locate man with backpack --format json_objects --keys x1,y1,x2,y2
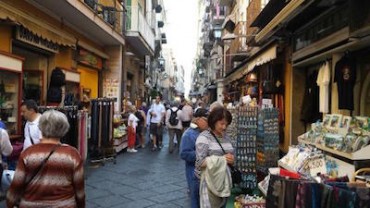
[{"x1": 165, "y1": 100, "x2": 183, "y2": 154}]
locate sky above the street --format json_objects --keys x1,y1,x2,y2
[{"x1": 163, "y1": 0, "x2": 199, "y2": 96}]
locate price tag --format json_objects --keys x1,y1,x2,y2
[{"x1": 308, "y1": 158, "x2": 327, "y2": 177}]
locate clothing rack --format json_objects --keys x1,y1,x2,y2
[
  {"x1": 89, "y1": 98, "x2": 116, "y2": 165},
  {"x1": 38, "y1": 105, "x2": 88, "y2": 161},
  {"x1": 266, "y1": 174, "x2": 370, "y2": 208}
]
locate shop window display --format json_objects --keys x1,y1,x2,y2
[
  {"x1": 0, "y1": 71, "x2": 20, "y2": 135},
  {"x1": 23, "y1": 71, "x2": 43, "y2": 105}
]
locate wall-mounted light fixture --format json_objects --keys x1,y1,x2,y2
[{"x1": 125, "y1": 51, "x2": 135, "y2": 56}]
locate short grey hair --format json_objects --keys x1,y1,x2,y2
[
  {"x1": 209, "y1": 101, "x2": 223, "y2": 112},
  {"x1": 38, "y1": 110, "x2": 70, "y2": 139}
]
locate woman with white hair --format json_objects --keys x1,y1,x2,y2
[{"x1": 7, "y1": 110, "x2": 85, "y2": 208}]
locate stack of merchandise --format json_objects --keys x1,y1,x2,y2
[
  {"x1": 234, "y1": 194, "x2": 265, "y2": 208},
  {"x1": 235, "y1": 106, "x2": 258, "y2": 189},
  {"x1": 256, "y1": 108, "x2": 280, "y2": 174},
  {"x1": 227, "y1": 107, "x2": 238, "y2": 147},
  {"x1": 278, "y1": 145, "x2": 330, "y2": 177},
  {"x1": 299, "y1": 116, "x2": 370, "y2": 153}
]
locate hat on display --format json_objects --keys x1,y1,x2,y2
[{"x1": 194, "y1": 108, "x2": 209, "y2": 118}]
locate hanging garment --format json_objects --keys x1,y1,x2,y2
[
  {"x1": 334, "y1": 55, "x2": 357, "y2": 110},
  {"x1": 316, "y1": 61, "x2": 331, "y2": 113},
  {"x1": 301, "y1": 70, "x2": 321, "y2": 123}
]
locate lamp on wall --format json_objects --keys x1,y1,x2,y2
[{"x1": 125, "y1": 51, "x2": 135, "y2": 56}]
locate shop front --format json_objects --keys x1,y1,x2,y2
[
  {"x1": 76, "y1": 48, "x2": 105, "y2": 100},
  {"x1": 290, "y1": 3, "x2": 370, "y2": 143},
  {"x1": 0, "y1": 51, "x2": 23, "y2": 136}
]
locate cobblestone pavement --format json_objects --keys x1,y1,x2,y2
[{"x1": 1, "y1": 131, "x2": 190, "y2": 208}]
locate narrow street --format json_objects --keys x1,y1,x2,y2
[
  {"x1": 0, "y1": 132, "x2": 190, "y2": 208},
  {"x1": 85, "y1": 131, "x2": 190, "y2": 208}
]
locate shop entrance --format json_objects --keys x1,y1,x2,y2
[{"x1": 12, "y1": 45, "x2": 49, "y2": 105}]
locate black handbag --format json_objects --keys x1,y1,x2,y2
[{"x1": 210, "y1": 131, "x2": 242, "y2": 185}]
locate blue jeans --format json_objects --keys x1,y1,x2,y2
[{"x1": 186, "y1": 165, "x2": 200, "y2": 208}]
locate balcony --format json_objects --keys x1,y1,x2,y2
[
  {"x1": 125, "y1": 6, "x2": 155, "y2": 56},
  {"x1": 26, "y1": 0, "x2": 125, "y2": 45},
  {"x1": 229, "y1": 21, "x2": 249, "y2": 61}
]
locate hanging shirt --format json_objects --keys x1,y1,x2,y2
[
  {"x1": 316, "y1": 62, "x2": 331, "y2": 113},
  {"x1": 334, "y1": 56, "x2": 356, "y2": 110}
]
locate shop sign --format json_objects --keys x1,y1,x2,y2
[
  {"x1": 15, "y1": 26, "x2": 59, "y2": 53},
  {"x1": 77, "y1": 49, "x2": 103, "y2": 69}
]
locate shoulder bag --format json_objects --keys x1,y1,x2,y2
[
  {"x1": 209, "y1": 131, "x2": 242, "y2": 185},
  {"x1": 15, "y1": 144, "x2": 61, "y2": 207}
]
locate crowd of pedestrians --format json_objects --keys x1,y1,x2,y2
[
  {"x1": 124, "y1": 96, "x2": 235, "y2": 208},
  {"x1": 1, "y1": 96, "x2": 234, "y2": 208}
]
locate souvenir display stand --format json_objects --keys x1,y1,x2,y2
[
  {"x1": 235, "y1": 106, "x2": 258, "y2": 189},
  {"x1": 296, "y1": 115, "x2": 370, "y2": 179},
  {"x1": 89, "y1": 98, "x2": 117, "y2": 165},
  {"x1": 256, "y1": 108, "x2": 280, "y2": 174},
  {"x1": 255, "y1": 115, "x2": 370, "y2": 207},
  {"x1": 113, "y1": 114, "x2": 127, "y2": 153}
]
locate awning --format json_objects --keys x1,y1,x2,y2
[
  {"x1": 246, "y1": 44, "x2": 277, "y2": 72},
  {"x1": 255, "y1": 0, "x2": 306, "y2": 43},
  {"x1": 0, "y1": 1, "x2": 75, "y2": 47},
  {"x1": 223, "y1": 64, "x2": 247, "y2": 85}
]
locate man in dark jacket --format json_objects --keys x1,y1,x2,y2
[{"x1": 179, "y1": 108, "x2": 208, "y2": 208}]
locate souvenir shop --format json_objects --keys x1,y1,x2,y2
[
  {"x1": 0, "y1": 51, "x2": 23, "y2": 137},
  {"x1": 228, "y1": 106, "x2": 370, "y2": 208}
]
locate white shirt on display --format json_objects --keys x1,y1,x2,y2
[{"x1": 317, "y1": 61, "x2": 330, "y2": 113}]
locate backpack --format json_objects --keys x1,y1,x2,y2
[{"x1": 169, "y1": 108, "x2": 179, "y2": 126}]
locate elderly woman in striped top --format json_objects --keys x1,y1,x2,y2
[
  {"x1": 7, "y1": 110, "x2": 85, "y2": 208},
  {"x1": 195, "y1": 107, "x2": 234, "y2": 208}
]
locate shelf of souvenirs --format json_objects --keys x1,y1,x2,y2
[{"x1": 298, "y1": 136, "x2": 370, "y2": 161}]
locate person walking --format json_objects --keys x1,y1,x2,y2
[
  {"x1": 127, "y1": 105, "x2": 139, "y2": 153},
  {"x1": 148, "y1": 96, "x2": 166, "y2": 151},
  {"x1": 165, "y1": 100, "x2": 183, "y2": 153},
  {"x1": 6, "y1": 110, "x2": 85, "y2": 208},
  {"x1": 195, "y1": 107, "x2": 234, "y2": 208},
  {"x1": 181, "y1": 99, "x2": 193, "y2": 131},
  {"x1": 135, "y1": 106, "x2": 146, "y2": 148},
  {"x1": 20, "y1": 99, "x2": 42, "y2": 151},
  {"x1": 180, "y1": 108, "x2": 209, "y2": 208}
]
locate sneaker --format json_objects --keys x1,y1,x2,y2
[
  {"x1": 151, "y1": 145, "x2": 158, "y2": 151},
  {"x1": 131, "y1": 149, "x2": 138, "y2": 153}
]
